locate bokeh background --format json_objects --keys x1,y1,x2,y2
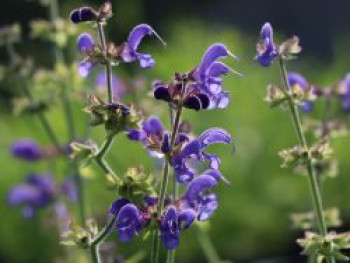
[{"x1": 1, "y1": 0, "x2": 350, "y2": 262}]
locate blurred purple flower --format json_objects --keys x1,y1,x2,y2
[
  {"x1": 256, "y1": 22, "x2": 278, "y2": 67},
  {"x1": 288, "y1": 72, "x2": 314, "y2": 113},
  {"x1": 96, "y1": 72, "x2": 126, "y2": 100},
  {"x1": 61, "y1": 179, "x2": 78, "y2": 202},
  {"x1": 340, "y1": 74, "x2": 350, "y2": 112},
  {"x1": 77, "y1": 33, "x2": 96, "y2": 78},
  {"x1": 120, "y1": 24, "x2": 166, "y2": 68},
  {"x1": 10, "y1": 139, "x2": 42, "y2": 162},
  {"x1": 7, "y1": 173, "x2": 56, "y2": 218}
]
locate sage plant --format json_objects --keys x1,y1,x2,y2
[
  {"x1": 256, "y1": 22, "x2": 350, "y2": 263},
  {"x1": 58, "y1": 2, "x2": 240, "y2": 262}
]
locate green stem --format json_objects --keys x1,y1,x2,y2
[
  {"x1": 97, "y1": 22, "x2": 113, "y2": 103},
  {"x1": 48, "y1": 0, "x2": 87, "y2": 226},
  {"x1": 195, "y1": 225, "x2": 221, "y2": 263},
  {"x1": 6, "y1": 41, "x2": 62, "y2": 151},
  {"x1": 152, "y1": 107, "x2": 183, "y2": 263},
  {"x1": 278, "y1": 57, "x2": 333, "y2": 263},
  {"x1": 90, "y1": 214, "x2": 118, "y2": 263}
]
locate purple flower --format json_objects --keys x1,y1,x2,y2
[
  {"x1": 171, "y1": 128, "x2": 232, "y2": 183},
  {"x1": 127, "y1": 116, "x2": 189, "y2": 156},
  {"x1": 153, "y1": 44, "x2": 240, "y2": 110},
  {"x1": 288, "y1": 72, "x2": 308, "y2": 89},
  {"x1": 77, "y1": 33, "x2": 96, "y2": 78},
  {"x1": 95, "y1": 72, "x2": 126, "y2": 100},
  {"x1": 10, "y1": 139, "x2": 42, "y2": 162},
  {"x1": 256, "y1": 22, "x2": 278, "y2": 67},
  {"x1": 288, "y1": 72, "x2": 314, "y2": 113},
  {"x1": 183, "y1": 174, "x2": 219, "y2": 221},
  {"x1": 7, "y1": 174, "x2": 56, "y2": 218},
  {"x1": 109, "y1": 199, "x2": 143, "y2": 242},
  {"x1": 340, "y1": 74, "x2": 350, "y2": 112},
  {"x1": 120, "y1": 24, "x2": 166, "y2": 68},
  {"x1": 160, "y1": 206, "x2": 195, "y2": 250},
  {"x1": 61, "y1": 179, "x2": 78, "y2": 202}
]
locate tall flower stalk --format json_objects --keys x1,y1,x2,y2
[{"x1": 255, "y1": 22, "x2": 348, "y2": 263}]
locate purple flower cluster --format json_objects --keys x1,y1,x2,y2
[
  {"x1": 76, "y1": 24, "x2": 165, "y2": 78},
  {"x1": 109, "y1": 169, "x2": 221, "y2": 249},
  {"x1": 153, "y1": 44, "x2": 241, "y2": 110},
  {"x1": 109, "y1": 43, "x2": 234, "y2": 250},
  {"x1": 256, "y1": 23, "x2": 278, "y2": 67},
  {"x1": 7, "y1": 174, "x2": 77, "y2": 218},
  {"x1": 128, "y1": 116, "x2": 231, "y2": 183}
]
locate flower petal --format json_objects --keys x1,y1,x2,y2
[
  {"x1": 77, "y1": 33, "x2": 94, "y2": 53},
  {"x1": 142, "y1": 116, "x2": 164, "y2": 137},
  {"x1": 198, "y1": 44, "x2": 234, "y2": 73},
  {"x1": 78, "y1": 61, "x2": 93, "y2": 78},
  {"x1": 127, "y1": 24, "x2": 165, "y2": 52},
  {"x1": 109, "y1": 198, "x2": 130, "y2": 215},
  {"x1": 10, "y1": 139, "x2": 42, "y2": 162},
  {"x1": 178, "y1": 209, "x2": 196, "y2": 230},
  {"x1": 198, "y1": 193, "x2": 218, "y2": 221},
  {"x1": 184, "y1": 174, "x2": 218, "y2": 205},
  {"x1": 197, "y1": 128, "x2": 232, "y2": 148},
  {"x1": 288, "y1": 72, "x2": 308, "y2": 90}
]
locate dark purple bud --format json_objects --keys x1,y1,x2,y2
[
  {"x1": 161, "y1": 132, "x2": 171, "y2": 154},
  {"x1": 183, "y1": 96, "x2": 201, "y2": 111},
  {"x1": 197, "y1": 93, "x2": 210, "y2": 109},
  {"x1": 70, "y1": 7, "x2": 97, "y2": 24},
  {"x1": 154, "y1": 85, "x2": 171, "y2": 102},
  {"x1": 11, "y1": 139, "x2": 42, "y2": 162}
]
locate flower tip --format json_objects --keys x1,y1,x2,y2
[{"x1": 227, "y1": 50, "x2": 239, "y2": 61}]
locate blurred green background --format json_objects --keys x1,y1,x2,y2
[{"x1": 1, "y1": 0, "x2": 350, "y2": 262}]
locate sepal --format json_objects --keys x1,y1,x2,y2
[{"x1": 279, "y1": 36, "x2": 302, "y2": 60}]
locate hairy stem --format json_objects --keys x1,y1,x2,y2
[
  {"x1": 90, "y1": 214, "x2": 118, "y2": 263},
  {"x1": 97, "y1": 22, "x2": 113, "y2": 103},
  {"x1": 279, "y1": 57, "x2": 334, "y2": 263},
  {"x1": 152, "y1": 106, "x2": 183, "y2": 263}
]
